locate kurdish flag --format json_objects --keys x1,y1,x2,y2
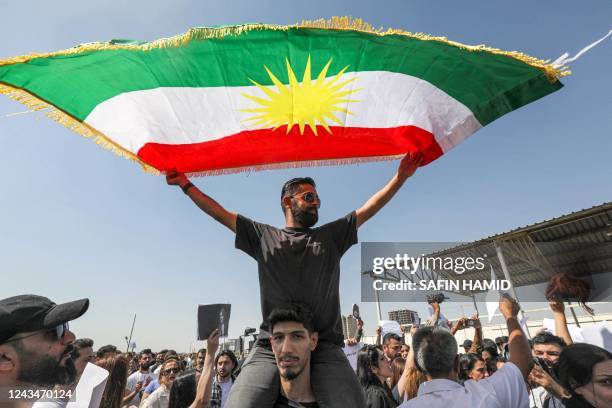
[{"x1": 0, "y1": 17, "x2": 567, "y2": 176}]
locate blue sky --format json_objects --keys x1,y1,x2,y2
[{"x1": 1, "y1": 0, "x2": 610, "y2": 351}]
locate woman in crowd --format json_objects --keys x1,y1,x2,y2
[
  {"x1": 458, "y1": 353, "x2": 489, "y2": 383},
  {"x1": 555, "y1": 343, "x2": 612, "y2": 408},
  {"x1": 141, "y1": 357, "x2": 183, "y2": 408},
  {"x1": 390, "y1": 357, "x2": 406, "y2": 403},
  {"x1": 357, "y1": 345, "x2": 397, "y2": 408},
  {"x1": 96, "y1": 355, "x2": 129, "y2": 408},
  {"x1": 481, "y1": 339, "x2": 502, "y2": 375},
  {"x1": 400, "y1": 345, "x2": 410, "y2": 360},
  {"x1": 481, "y1": 339, "x2": 499, "y2": 362},
  {"x1": 396, "y1": 325, "x2": 426, "y2": 403}
]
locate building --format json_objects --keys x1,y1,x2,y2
[
  {"x1": 341, "y1": 315, "x2": 358, "y2": 339},
  {"x1": 388, "y1": 309, "x2": 419, "y2": 327}
]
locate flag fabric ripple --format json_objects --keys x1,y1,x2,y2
[{"x1": 0, "y1": 17, "x2": 567, "y2": 176}]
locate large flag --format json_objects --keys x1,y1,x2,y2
[{"x1": 0, "y1": 17, "x2": 567, "y2": 175}]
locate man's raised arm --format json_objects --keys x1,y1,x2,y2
[
  {"x1": 355, "y1": 151, "x2": 423, "y2": 228},
  {"x1": 166, "y1": 170, "x2": 238, "y2": 232},
  {"x1": 500, "y1": 294, "x2": 533, "y2": 380}
]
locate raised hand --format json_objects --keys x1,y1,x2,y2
[
  {"x1": 499, "y1": 293, "x2": 520, "y2": 319},
  {"x1": 207, "y1": 329, "x2": 221, "y2": 356},
  {"x1": 166, "y1": 168, "x2": 188, "y2": 186},
  {"x1": 549, "y1": 299, "x2": 565, "y2": 314},
  {"x1": 397, "y1": 151, "x2": 424, "y2": 181}
]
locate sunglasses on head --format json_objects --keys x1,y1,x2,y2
[
  {"x1": 163, "y1": 367, "x2": 180, "y2": 375},
  {"x1": 291, "y1": 191, "x2": 321, "y2": 207}
]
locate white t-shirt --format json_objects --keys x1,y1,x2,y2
[
  {"x1": 124, "y1": 370, "x2": 156, "y2": 407},
  {"x1": 342, "y1": 342, "x2": 363, "y2": 371},
  {"x1": 219, "y1": 379, "x2": 233, "y2": 408},
  {"x1": 140, "y1": 384, "x2": 169, "y2": 408},
  {"x1": 401, "y1": 363, "x2": 528, "y2": 408}
]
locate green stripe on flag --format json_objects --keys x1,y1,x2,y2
[{"x1": 0, "y1": 28, "x2": 561, "y2": 125}]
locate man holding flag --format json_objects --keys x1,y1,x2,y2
[{"x1": 166, "y1": 150, "x2": 422, "y2": 407}]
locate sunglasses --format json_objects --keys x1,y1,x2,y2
[
  {"x1": 163, "y1": 367, "x2": 181, "y2": 375},
  {"x1": 291, "y1": 191, "x2": 321, "y2": 207},
  {"x1": 4, "y1": 322, "x2": 69, "y2": 343},
  {"x1": 50, "y1": 322, "x2": 70, "y2": 340}
]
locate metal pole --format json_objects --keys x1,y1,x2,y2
[
  {"x1": 566, "y1": 301, "x2": 581, "y2": 328},
  {"x1": 494, "y1": 241, "x2": 531, "y2": 338},
  {"x1": 470, "y1": 294, "x2": 480, "y2": 316},
  {"x1": 127, "y1": 314, "x2": 136, "y2": 353},
  {"x1": 375, "y1": 288, "x2": 383, "y2": 321}
]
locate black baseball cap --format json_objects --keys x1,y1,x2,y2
[
  {"x1": 0, "y1": 294, "x2": 89, "y2": 344},
  {"x1": 462, "y1": 339, "x2": 473, "y2": 348}
]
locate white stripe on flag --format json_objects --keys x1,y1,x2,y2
[{"x1": 84, "y1": 71, "x2": 481, "y2": 154}]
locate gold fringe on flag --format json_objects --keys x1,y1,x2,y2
[
  {"x1": 0, "y1": 17, "x2": 569, "y2": 176},
  {"x1": 0, "y1": 17, "x2": 569, "y2": 81},
  {"x1": 182, "y1": 154, "x2": 408, "y2": 178},
  {"x1": 0, "y1": 83, "x2": 159, "y2": 175}
]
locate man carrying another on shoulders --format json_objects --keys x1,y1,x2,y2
[{"x1": 166, "y1": 151, "x2": 423, "y2": 407}]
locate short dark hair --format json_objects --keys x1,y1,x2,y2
[
  {"x1": 197, "y1": 348, "x2": 206, "y2": 355},
  {"x1": 139, "y1": 349, "x2": 153, "y2": 358},
  {"x1": 214, "y1": 350, "x2": 238, "y2": 374},
  {"x1": 412, "y1": 326, "x2": 457, "y2": 377},
  {"x1": 383, "y1": 333, "x2": 402, "y2": 345},
  {"x1": 267, "y1": 303, "x2": 315, "y2": 334},
  {"x1": 71, "y1": 338, "x2": 94, "y2": 359},
  {"x1": 532, "y1": 332, "x2": 566, "y2": 348},
  {"x1": 281, "y1": 177, "x2": 316, "y2": 199},
  {"x1": 96, "y1": 344, "x2": 117, "y2": 358},
  {"x1": 280, "y1": 178, "x2": 316, "y2": 212}
]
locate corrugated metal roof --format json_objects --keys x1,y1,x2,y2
[{"x1": 428, "y1": 202, "x2": 612, "y2": 293}]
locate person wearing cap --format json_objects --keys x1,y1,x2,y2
[
  {"x1": 0, "y1": 294, "x2": 89, "y2": 407},
  {"x1": 166, "y1": 152, "x2": 423, "y2": 408},
  {"x1": 461, "y1": 340, "x2": 473, "y2": 354}
]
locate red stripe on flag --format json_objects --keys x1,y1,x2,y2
[{"x1": 137, "y1": 125, "x2": 443, "y2": 173}]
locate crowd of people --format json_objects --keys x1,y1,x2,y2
[
  {"x1": 2, "y1": 158, "x2": 611, "y2": 407},
  {"x1": 1, "y1": 293, "x2": 611, "y2": 408}
]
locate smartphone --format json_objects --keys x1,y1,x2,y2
[
  {"x1": 352, "y1": 304, "x2": 361, "y2": 320},
  {"x1": 465, "y1": 318, "x2": 477, "y2": 328}
]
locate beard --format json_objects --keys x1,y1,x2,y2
[
  {"x1": 140, "y1": 360, "x2": 154, "y2": 370},
  {"x1": 291, "y1": 202, "x2": 318, "y2": 228},
  {"x1": 16, "y1": 346, "x2": 77, "y2": 386},
  {"x1": 279, "y1": 363, "x2": 306, "y2": 380},
  {"x1": 278, "y1": 354, "x2": 307, "y2": 381}
]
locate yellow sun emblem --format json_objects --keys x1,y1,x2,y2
[{"x1": 241, "y1": 56, "x2": 360, "y2": 135}]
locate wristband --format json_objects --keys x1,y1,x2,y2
[{"x1": 181, "y1": 182, "x2": 195, "y2": 194}]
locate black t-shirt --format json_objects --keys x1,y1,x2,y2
[
  {"x1": 274, "y1": 395, "x2": 320, "y2": 408},
  {"x1": 235, "y1": 212, "x2": 358, "y2": 345}
]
